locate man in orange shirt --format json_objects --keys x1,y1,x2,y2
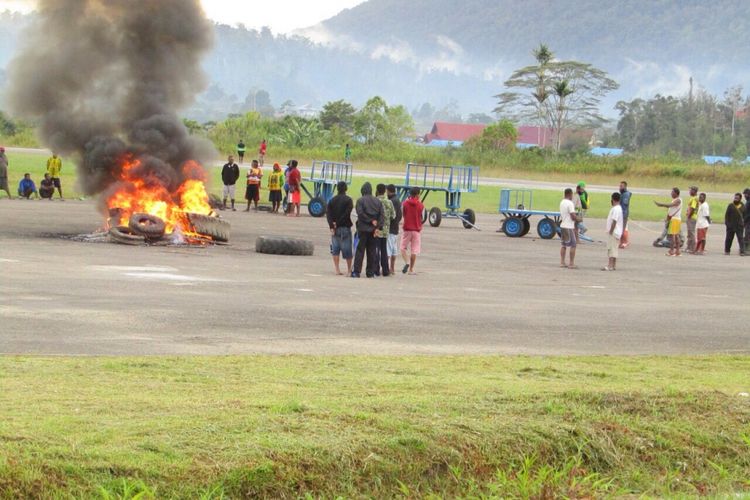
[{"x1": 244, "y1": 159, "x2": 263, "y2": 211}]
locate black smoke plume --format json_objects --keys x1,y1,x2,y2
[{"x1": 7, "y1": 0, "x2": 214, "y2": 198}]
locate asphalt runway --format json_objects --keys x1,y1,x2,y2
[{"x1": 1, "y1": 199, "x2": 748, "y2": 355}]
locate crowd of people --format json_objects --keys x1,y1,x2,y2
[
  {"x1": 0, "y1": 147, "x2": 65, "y2": 201},
  {"x1": 326, "y1": 181, "x2": 423, "y2": 277},
  {"x1": 559, "y1": 180, "x2": 750, "y2": 271}
]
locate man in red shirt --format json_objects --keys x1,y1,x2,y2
[
  {"x1": 400, "y1": 187, "x2": 425, "y2": 275},
  {"x1": 258, "y1": 139, "x2": 267, "y2": 166},
  {"x1": 286, "y1": 159, "x2": 302, "y2": 217}
]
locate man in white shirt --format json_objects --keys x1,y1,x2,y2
[
  {"x1": 695, "y1": 192, "x2": 711, "y2": 255},
  {"x1": 603, "y1": 192, "x2": 624, "y2": 271},
  {"x1": 559, "y1": 188, "x2": 580, "y2": 268},
  {"x1": 654, "y1": 187, "x2": 683, "y2": 257}
]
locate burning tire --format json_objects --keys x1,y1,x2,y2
[
  {"x1": 128, "y1": 213, "x2": 166, "y2": 240},
  {"x1": 109, "y1": 225, "x2": 146, "y2": 246},
  {"x1": 255, "y1": 236, "x2": 314, "y2": 256},
  {"x1": 186, "y1": 213, "x2": 230, "y2": 242}
]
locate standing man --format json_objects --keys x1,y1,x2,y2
[
  {"x1": 559, "y1": 188, "x2": 579, "y2": 269},
  {"x1": 685, "y1": 186, "x2": 699, "y2": 253},
  {"x1": 258, "y1": 139, "x2": 267, "y2": 167},
  {"x1": 46, "y1": 152, "x2": 63, "y2": 200},
  {"x1": 221, "y1": 155, "x2": 240, "y2": 211},
  {"x1": 267, "y1": 163, "x2": 284, "y2": 214},
  {"x1": 375, "y1": 183, "x2": 395, "y2": 277},
  {"x1": 654, "y1": 188, "x2": 683, "y2": 257},
  {"x1": 0, "y1": 147, "x2": 11, "y2": 199},
  {"x1": 743, "y1": 188, "x2": 750, "y2": 250},
  {"x1": 344, "y1": 143, "x2": 352, "y2": 163},
  {"x1": 326, "y1": 181, "x2": 354, "y2": 276},
  {"x1": 236, "y1": 139, "x2": 246, "y2": 164},
  {"x1": 352, "y1": 182, "x2": 384, "y2": 278},
  {"x1": 602, "y1": 192, "x2": 623, "y2": 271},
  {"x1": 695, "y1": 192, "x2": 710, "y2": 255},
  {"x1": 286, "y1": 160, "x2": 302, "y2": 217},
  {"x1": 724, "y1": 193, "x2": 746, "y2": 256},
  {"x1": 244, "y1": 159, "x2": 262, "y2": 211},
  {"x1": 400, "y1": 187, "x2": 425, "y2": 275},
  {"x1": 386, "y1": 184, "x2": 402, "y2": 273},
  {"x1": 619, "y1": 181, "x2": 632, "y2": 248}
]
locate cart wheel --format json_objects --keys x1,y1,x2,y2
[
  {"x1": 520, "y1": 218, "x2": 531, "y2": 236},
  {"x1": 462, "y1": 208, "x2": 476, "y2": 229},
  {"x1": 307, "y1": 196, "x2": 326, "y2": 218},
  {"x1": 421, "y1": 208, "x2": 428, "y2": 224},
  {"x1": 537, "y1": 217, "x2": 557, "y2": 239},
  {"x1": 503, "y1": 217, "x2": 524, "y2": 237},
  {"x1": 428, "y1": 207, "x2": 442, "y2": 227}
]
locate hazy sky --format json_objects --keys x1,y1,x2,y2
[{"x1": 0, "y1": 0, "x2": 366, "y2": 33}]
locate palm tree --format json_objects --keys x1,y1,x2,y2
[
  {"x1": 532, "y1": 44, "x2": 553, "y2": 146},
  {"x1": 551, "y1": 80, "x2": 574, "y2": 152}
]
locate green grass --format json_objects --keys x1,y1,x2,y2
[
  {"x1": 1, "y1": 356, "x2": 749, "y2": 498},
  {"x1": 0, "y1": 151, "x2": 728, "y2": 222}
]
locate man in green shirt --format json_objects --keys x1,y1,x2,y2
[
  {"x1": 685, "y1": 186, "x2": 699, "y2": 253},
  {"x1": 236, "y1": 140, "x2": 246, "y2": 164},
  {"x1": 375, "y1": 183, "x2": 395, "y2": 276}
]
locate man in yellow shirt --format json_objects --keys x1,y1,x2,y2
[
  {"x1": 685, "y1": 185, "x2": 699, "y2": 253},
  {"x1": 244, "y1": 159, "x2": 263, "y2": 211},
  {"x1": 46, "y1": 153, "x2": 63, "y2": 199},
  {"x1": 267, "y1": 162, "x2": 284, "y2": 213}
]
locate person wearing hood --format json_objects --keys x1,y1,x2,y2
[{"x1": 352, "y1": 182, "x2": 384, "y2": 278}]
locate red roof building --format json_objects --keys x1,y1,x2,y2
[{"x1": 424, "y1": 122, "x2": 487, "y2": 143}]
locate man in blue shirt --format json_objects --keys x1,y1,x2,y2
[
  {"x1": 18, "y1": 173, "x2": 39, "y2": 199},
  {"x1": 619, "y1": 181, "x2": 632, "y2": 248}
]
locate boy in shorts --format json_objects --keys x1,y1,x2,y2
[
  {"x1": 400, "y1": 187, "x2": 424, "y2": 275},
  {"x1": 559, "y1": 188, "x2": 580, "y2": 268}
]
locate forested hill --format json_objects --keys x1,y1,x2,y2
[{"x1": 318, "y1": 0, "x2": 750, "y2": 69}]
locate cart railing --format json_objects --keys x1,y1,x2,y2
[
  {"x1": 404, "y1": 163, "x2": 479, "y2": 193},
  {"x1": 499, "y1": 189, "x2": 535, "y2": 212},
  {"x1": 306, "y1": 160, "x2": 353, "y2": 185}
]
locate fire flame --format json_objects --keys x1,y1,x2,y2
[{"x1": 107, "y1": 157, "x2": 212, "y2": 234}]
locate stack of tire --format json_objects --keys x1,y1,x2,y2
[{"x1": 109, "y1": 213, "x2": 230, "y2": 245}]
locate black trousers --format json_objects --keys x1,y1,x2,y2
[
  {"x1": 353, "y1": 231, "x2": 377, "y2": 276},
  {"x1": 377, "y1": 237, "x2": 390, "y2": 276},
  {"x1": 725, "y1": 226, "x2": 745, "y2": 254}
]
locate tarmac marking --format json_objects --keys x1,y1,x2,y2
[
  {"x1": 0, "y1": 258, "x2": 20, "y2": 263},
  {"x1": 123, "y1": 272, "x2": 223, "y2": 282}
]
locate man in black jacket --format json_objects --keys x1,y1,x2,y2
[
  {"x1": 387, "y1": 184, "x2": 403, "y2": 273},
  {"x1": 724, "y1": 193, "x2": 746, "y2": 256},
  {"x1": 744, "y1": 188, "x2": 750, "y2": 249},
  {"x1": 327, "y1": 181, "x2": 354, "y2": 276},
  {"x1": 352, "y1": 182, "x2": 384, "y2": 278},
  {"x1": 221, "y1": 155, "x2": 240, "y2": 211}
]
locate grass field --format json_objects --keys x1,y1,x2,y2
[
  {"x1": 2, "y1": 151, "x2": 723, "y2": 222},
  {"x1": 1, "y1": 356, "x2": 749, "y2": 498}
]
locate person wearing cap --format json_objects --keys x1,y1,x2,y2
[
  {"x1": 744, "y1": 188, "x2": 750, "y2": 249},
  {"x1": 0, "y1": 147, "x2": 11, "y2": 199},
  {"x1": 326, "y1": 181, "x2": 354, "y2": 276},
  {"x1": 574, "y1": 181, "x2": 589, "y2": 239},
  {"x1": 685, "y1": 186, "x2": 699, "y2": 253}
]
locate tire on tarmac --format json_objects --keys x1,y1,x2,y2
[
  {"x1": 186, "y1": 213, "x2": 231, "y2": 242},
  {"x1": 255, "y1": 235, "x2": 314, "y2": 256},
  {"x1": 109, "y1": 225, "x2": 146, "y2": 246},
  {"x1": 128, "y1": 213, "x2": 166, "y2": 240}
]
